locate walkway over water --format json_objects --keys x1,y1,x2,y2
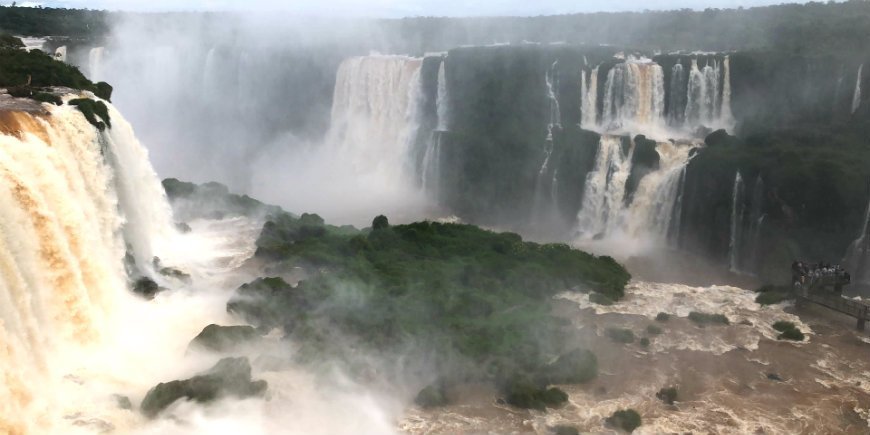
[{"x1": 796, "y1": 277, "x2": 870, "y2": 330}]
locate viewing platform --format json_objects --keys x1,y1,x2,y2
[{"x1": 795, "y1": 275, "x2": 869, "y2": 331}]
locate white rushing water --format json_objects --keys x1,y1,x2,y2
[
  {"x1": 574, "y1": 136, "x2": 695, "y2": 254},
  {"x1": 54, "y1": 46, "x2": 67, "y2": 63},
  {"x1": 581, "y1": 66, "x2": 599, "y2": 128},
  {"x1": 0, "y1": 96, "x2": 183, "y2": 434},
  {"x1": 250, "y1": 54, "x2": 434, "y2": 226},
  {"x1": 598, "y1": 58, "x2": 665, "y2": 133}
]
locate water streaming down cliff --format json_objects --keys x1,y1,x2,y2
[
  {"x1": 685, "y1": 58, "x2": 721, "y2": 127},
  {"x1": 729, "y1": 172, "x2": 745, "y2": 273},
  {"x1": 597, "y1": 58, "x2": 665, "y2": 133},
  {"x1": 421, "y1": 58, "x2": 448, "y2": 196},
  {"x1": 852, "y1": 64, "x2": 864, "y2": 114},
  {"x1": 668, "y1": 62, "x2": 687, "y2": 126},
  {"x1": 88, "y1": 47, "x2": 105, "y2": 82},
  {"x1": 581, "y1": 66, "x2": 598, "y2": 128},
  {"x1": 574, "y1": 136, "x2": 694, "y2": 250},
  {"x1": 0, "y1": 98, "x2": 178, "y2": 434},
  {"x1": 844, "y1": 193, "x2": 870, "y2": 283},
  {"x1": 329, "y1": 55, "x2": 422, "y2": 184},
  {"x1": 532, "y1": 60, "x2": 562, "y2": 222}
]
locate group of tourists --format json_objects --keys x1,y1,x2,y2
[{"x1": 791, "y1": 260, "x2": 850, "y2": 290}]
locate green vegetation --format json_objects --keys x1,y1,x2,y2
[
  {"x1": 0, "y1": 6, "x2": 108, "y2": 37},
  {"x1": 229, "y1": 213, "x2": 628, "y2": 394},
  {"x1": 605, "y1": 328, "x2": 635, "y2": 344},
  {"x1": 655, "y1": 312, "x2": 670, "y2": 322},
  {"x1": 755, "y1": 284, "x2": 793, "y2": 306},
  {"x1": 606, "y1": 409, "x2": 642, "y2": 433},
  {"x1": 646, "y1": 324, "x2": 663, "y2": 335},
  {"x1": 688, "y1": 311, "x2": 730, "y2": 326},
  {"x1": 773, "y1": 320, "x2": 805, "y2": 341},
  {"x1": 69, "y1": 97, "x2": 110, "y2": 131},
  {"x1": 656, "y1": 387, "x2": 678, "y2": 405},
  {"x1": 639, "y1": 337, "x2": 650, "y2": 348},
  {"x1": 0, "y1": 33, "x2": 23, "y2": 49}
]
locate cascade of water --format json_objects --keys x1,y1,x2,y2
[
  {"x1": 852, "y1": 64, "x2": 863, "y2": 114},
  {"x1": 0, "y1": 99, "x2": 176, "y2": 432},
  {"x1": 545, "y1": 60, "x2": 562, "y2": 140},
  {"x1": 329, "y1": 55, "x2": 424, "y2": 184},
  {"x1": 729, "y1": 171, "x2": 746, "y2": 273},
  {"x1": 101, "y1": 102, "x2": 179, "y2": 272},
  {"x1": 668, "y1": 165, "x2": 688, "y2": 245},
  {"x1": 624, "y1": 141, "x2": 694, "y2": 239},
  {"x1": 575, "y1": 136, "x2": 633, "y2": 237},
  {"x1": 720, "y1": 56, "x2": 734, "y2": 125},
  {"x1": 668, "y1": 62, "x2": 686, "y2": 126},
  {"x1": 88, "y1": 47, "x2": 105, "y2": 82},
  {"x1": 202, "y1": 47, "x2": 217, "y2": 94},
  {"x1": 599, "y1": 59, "x2": 665, "y2": 131},
  {"x1": 581, "y1": 66, "x2": 599, "y2": 128},
  {"x1": 435, "y1": 58, "x2": 450, "y2": 132}
]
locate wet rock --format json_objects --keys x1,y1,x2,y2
[
  {"x1": 655, "y1": 312, "x2": 671, "y2": 322},
  {"x1": 550, "y1": 425, "x2": 579, "y2": 435},
  {"x1": 656, "y1": 387, "x2": 678, "y2": 405},
  {"x1": 502, "y1": 377, "x2": 568, "y2": 411},
  {"x1": 188, "y1": 324, "x2": 260, "y2": 353},
  {"x1": 414, "y1": 384, "x2": 449, "y2": 409},
  {"x1": 112, "y1": 394, "x2": 133, "y2": 410},
  {"x1": 545, "y1": 348, "x2": 598, "y2": 384},
  {"x1": 132, "y1": 277, "x2": 161, "y2": 299},
  {"x1": 766, "y1": 373, "x2": 784, "y2": 382},
  {"x1": 175, "y1": 222, "x2": 192, "y2": 233},
  {"x1": 140, "y1": 357, "x2": 267, "y2": 418},
  {"x1": 605, "y1": 409, "x2": 642, "y2": 433}
]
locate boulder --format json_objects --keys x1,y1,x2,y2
[
  {"x1": 140, "y1": 357, "x2": 267, "y2": 418},
  {"x1": 188, "y1": 324, "x2": 260, "y2": 353}
]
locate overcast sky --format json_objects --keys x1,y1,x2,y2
[{"x1": 11, "y1": 0, "x2": 823, "y2": 17}]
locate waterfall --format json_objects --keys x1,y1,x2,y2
[
  {"x1": 581, "y1": 66, "x2": 598, "y2": 128},
  {"x1": 685, "y1": 58, "x2": 722, "y2": 125},
  {"x1": 624, "y1": 141, "x2": 694, "y2": 239},
  {"x1": 54, "y1": 45, "x2": 67, "y2": 62},
  {"x1": 668, "y1": 166, "x2": 688, "y2": 244},
  {"x1": 88, "y1": 47, "x2": 105, "y2": 82},
  {"x1": 532, "y1": 61, "x2": 562, "y2": 226},
  {"x1": 575, "y1": 136, "x2": 633, "y2": 237},
  {"x1": 545, "y1": 60, "x2": 562, "y2": 139},
  {"x1": 746, "y1": 176, "x2": 766, "y2": 272},
  {"x1": 575, "y1": 136, "x2": 696, "y2": 243},
  {"x1": 0, "y1": 100, "x2": 176, "y2": 433},
  {"x1": 720, "y1": 56, "x2": 734, "y2": 125},
  {"x1": 729, "y1": 171, "x2": 745, "y2": 273},
  {"x1": 668, "y1": 62, "x2": 686, "y2": 126},
  {"x1": 599, "y1": 58, "x2": 665, "y2": 131},
  {"x1": 329, "y1": 55, "x2": 423, "y2": 183},
  {"x1": 435, "y1": 58, "x2": 450, "y2": 132},
  {"x1": 852, "y1": 64, "x2": 863, "y2": 114}
]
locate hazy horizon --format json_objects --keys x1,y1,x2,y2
[{"x1": 5, "y1": 0, "x2": 839, "y2": 17}]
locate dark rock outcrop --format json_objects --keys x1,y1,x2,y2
[
  {"x1": 188, "y1": 324, "x2": 260, "y2": 353},
  {"x1": 140, "y1": 357, "x2": 267, "y2": 418}
]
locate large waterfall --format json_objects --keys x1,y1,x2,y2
[
  {"x1": 575, "y1": 136, "x2": 633, "y2": 238},
  {"x1": 0, "y1": 98, "x2": 177, "y2": 433},
  {"x1": 329, "y1": 55, "x2": 422, "y2": 180}
]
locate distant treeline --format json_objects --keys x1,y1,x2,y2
[
  {"x1": 0, "y1": 6, "x2": 108, "y2": 38},
  {"x1": 3, "y1": 1, "x2": 870, "y2": 55}
]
